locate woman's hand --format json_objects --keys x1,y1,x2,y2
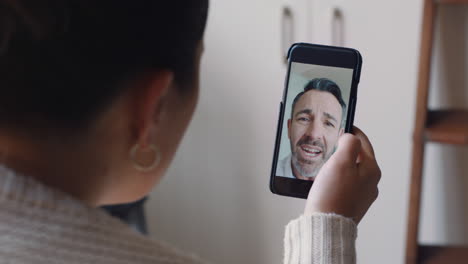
[{"x1": 304, "y1": 126, "x2": 381, "y2": 224}]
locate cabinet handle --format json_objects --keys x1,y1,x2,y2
[
  {"x1": 281, "y1": 6, "x2": 294, "y2": 63},
  {"x1": 331, "y1": 7, "x2": 344, "y2": 46}
]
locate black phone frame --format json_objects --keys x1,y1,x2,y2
[{"x1": 270, "y1": 43, "x2": 362, "y2": 199}]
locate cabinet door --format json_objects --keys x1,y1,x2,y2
[
  {"x1": 306, "y1": 0, "x2": 422, "y2": 264},
  {"x1": 145, "y1": 1, "x2": 310, "y2": 264}
]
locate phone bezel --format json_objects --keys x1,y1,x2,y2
[{"x1": 270, "y1": 43, "x2": 362, "y2": 199}]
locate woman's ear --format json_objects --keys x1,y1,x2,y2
[{"x1": 130, "y1": 70, "x2": 174, "y2": 147}]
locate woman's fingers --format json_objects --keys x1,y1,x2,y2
[
  {"x1": 352, "y1": 126, "x2": 376, "y2": 158},
  {"x1": 304, "y1": 127, "x2": 382, "y2": 225}
]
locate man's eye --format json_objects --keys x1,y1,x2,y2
[
  {"x1": 298, "y1": 117, "x2": 309, "y2": 122},
  {"x1": 325, "y1": 121, "x2": 335, "y2": 128}
]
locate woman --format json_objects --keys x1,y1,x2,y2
[{"x1": 0, "y1": 1, "x2": 381, "y2": 263}]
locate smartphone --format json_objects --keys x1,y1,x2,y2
[{"x1": 270, "y1": 43, "x2": 362, "y2": 199}]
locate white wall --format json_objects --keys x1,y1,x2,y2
[
  {"x1": 146, "y1": 1, "x2": 294, "y2": 263},
  {"x1": 145, "y1": 1, "x2": 468, "y2": 263}
]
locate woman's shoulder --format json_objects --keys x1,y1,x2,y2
[{"x1": 0, "y1": 165, "x2": 208, "y2": 264}]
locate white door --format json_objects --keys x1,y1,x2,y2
[
  {"x1": 305, "y1": 0, "x2": 442, "y2": 263},
  {"x1": 146, "y1": 1, "x2": 309, "y2": 263}
]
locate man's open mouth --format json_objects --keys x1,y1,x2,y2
[{"x1": 300, "y1": 145, "x2": 323, "y2": 158}]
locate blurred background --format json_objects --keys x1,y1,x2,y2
[{"x1": 143, "y1": 1, "x2": 468, "y2": 263}]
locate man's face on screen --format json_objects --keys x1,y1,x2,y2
[{"x1": 288, "y1": 90, "x2": 344, "y2": 180}]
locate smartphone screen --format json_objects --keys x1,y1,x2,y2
[{"x1": 270, "y1": 43, "x2": 361, "y2": 199}]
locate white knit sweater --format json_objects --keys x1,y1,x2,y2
[{"x1": 0, "y1": 165, "x2": 357, "y2": 263}]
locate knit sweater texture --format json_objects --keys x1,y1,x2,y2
[{"x1": 0, "y1": 165, "x2": 357, "y2": 263}]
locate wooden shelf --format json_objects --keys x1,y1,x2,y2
[
  {"x1": 425, "y1": 109, "x2": 468, "y2": 144},
  {"x1": 438, "y1": 0, "x2": 468, "y2": 4},
  {"x1": 406, "y1": 0, "x2": 468, "y2": 263},
  {"x1": 418, "y1": 245, "x2": 468, "y2": 263}
]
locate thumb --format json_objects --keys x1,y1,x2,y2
[{"x1": 333, "y1": 133, "x2": 362, "y2": 165}]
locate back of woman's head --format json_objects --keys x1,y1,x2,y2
[{"x1": 0, "y1": 0, "x2": 208, "y2": 134}]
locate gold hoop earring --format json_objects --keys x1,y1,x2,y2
[{"x1": 130, "y1": 143, "x2": 161, "y2": 172}]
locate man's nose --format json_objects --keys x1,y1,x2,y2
[{"x1": 304, "y1": 120, "x2": 324, "y2": 139}]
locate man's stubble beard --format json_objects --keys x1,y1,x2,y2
[{"x1": 291, "y1": 145, "x2": 336, "y2": 179}]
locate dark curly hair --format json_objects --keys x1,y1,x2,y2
[{"x1": 0, "y1": 0, "x2": 208, "y2": 133}]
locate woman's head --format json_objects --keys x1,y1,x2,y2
[
  {"x1": 0, "y1": 0, "x2": 208, "y2": 131},
  {"x1": 0, "y1": 0, "x2": 209, "y2": 205}
]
